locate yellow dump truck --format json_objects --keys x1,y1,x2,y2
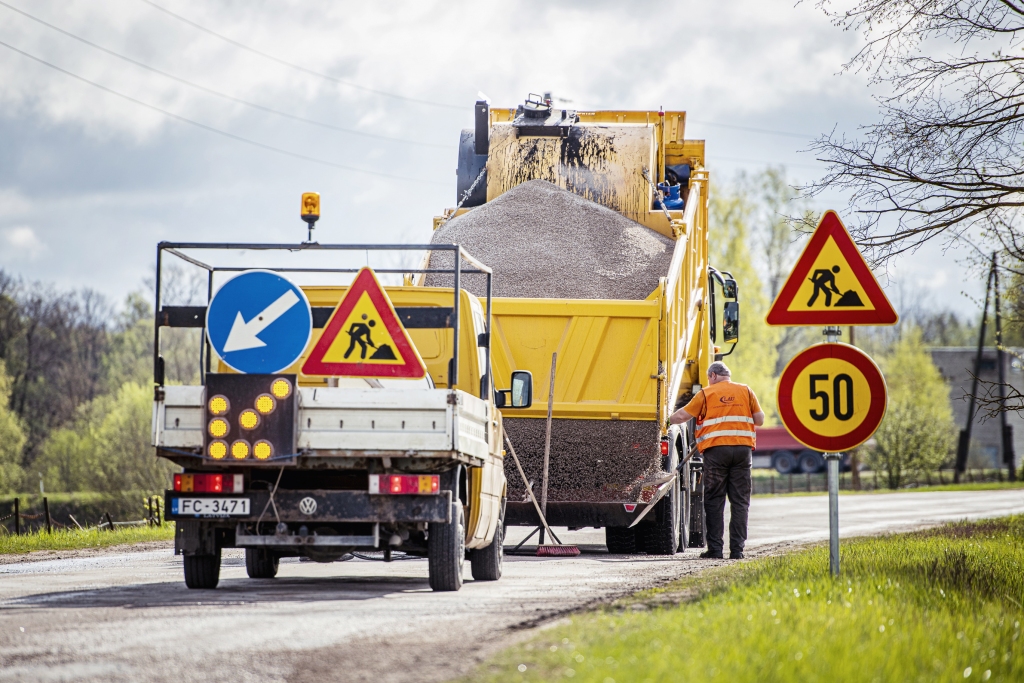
[{"x1": 421, "y1": 95, "x2": 741, "y2": 554}]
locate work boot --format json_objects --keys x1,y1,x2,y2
[
  {"x1": 699, "y1": 550, "x2": 724, "y2": 559},
  {"x1": 730, "y1": 551, "x2": 745, "y2": 560}
]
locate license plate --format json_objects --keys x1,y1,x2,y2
[{"x1": 172, "y1": 497, "x2": 250, "y2": 517}]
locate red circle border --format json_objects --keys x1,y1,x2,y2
[{"x1": 776, "y1": 343, "x2": 887, "y2": 452}]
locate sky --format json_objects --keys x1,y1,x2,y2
[{"x1": 0, "y1": 0, "x2": 984, "y2": 316}]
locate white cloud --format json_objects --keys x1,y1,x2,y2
[{"x1": 2, "y1": 225, "x2": 46, "y2": 259}]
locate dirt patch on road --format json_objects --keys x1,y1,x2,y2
[{"x1": 0, "y1": 540, "x2": 172, "y2": 565}]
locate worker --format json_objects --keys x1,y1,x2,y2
[{"x1": 669, "y1": 361, "x2": 764, "y2": 559}]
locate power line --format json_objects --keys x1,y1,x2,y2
[
  {"x1": 688, "y1": 119, "x2": 811, "y2": 140},
  {"x1": 0, "y1": 39, "x2": 448, "y2": 186},
  {"x1": 0, "y1": 1, "x2": 451, "y2": 149},
  {"x1": 135, "y1": 0, "x2": 465, "y2": 111}
]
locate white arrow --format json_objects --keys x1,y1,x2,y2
[{"x1": 222, "y1": 290, "x2": 300, "y2": 353}]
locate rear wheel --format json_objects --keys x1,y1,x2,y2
[
  {"x1": 688, "y1": 466, "x2": 706, "y2": 548},
  {"x1": 605, "y1": 527, "x2": 640, "y2": 554},
  {"x1": 245, "y1": 548, "x2": 279, "y2": 579},
  {"x1": 183, "y1": 550, "x2": 221, "y2": 589},
  {"x1": 643, "y1": 478, "x2": 680, "y2": 555},
  {"x1": 773, "y1": 450, "x2": 797, "y2": 474},
  {"x1": 799, "y1": 450, "x2": 825, "y2": 474},
  {"x1": 470, "y1": 497, "x2": 505, "y2": 581},
  {"x1": 429, "y1": 502, "x2": 465, "y2": 591}
]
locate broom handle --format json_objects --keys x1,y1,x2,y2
[
  {"x1": 504, "y1": 432, "x2": 561, "y2": 545},
  {"x1": 541, "y1": 352, "x2": 556, "y2": 518}
]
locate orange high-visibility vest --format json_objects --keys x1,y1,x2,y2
[{"x1": 685, "y1": 381, "x2": 760, "y2": 451}]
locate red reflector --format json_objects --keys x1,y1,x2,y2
[
  {"x1": 660, "y1": 441, "x2": 669, "y2": 456},
  {"x1": 369, "y1": 474, "x2": 440, "y2": 495},
  {"x1": 173, "y1": 473, "x2": 182, "y2": 491}
]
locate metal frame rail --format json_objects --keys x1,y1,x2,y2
[{"x1": 154, "y1": 242, "x2": 494, "y2": 399}]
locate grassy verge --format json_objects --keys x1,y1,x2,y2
[
  {"x1": 470, "y1": 517, "x2": 1024, "y2": 682},
  {"x1": 754, "y1": 480, "x2": 1024, "y2": 497},
  {"x1": 0, "y1": 524, "x2": 175, "y2": 555}
]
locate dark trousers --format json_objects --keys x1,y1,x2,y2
[{"x1": 702, "y1": 445, "x2": 752, "y2": 555}]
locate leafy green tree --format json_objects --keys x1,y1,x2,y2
[
  {"x1": 0, "y1": 360, "x2": 26, "y2": 492},
  {"x1": 868, "y1": 328, "x2": 955, "y2": 488},
  {"x1": 710, "y1": 187, "x2": 781, "y2": 422}
]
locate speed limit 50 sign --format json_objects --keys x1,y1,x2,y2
[{"x1": 777, "y1": 343, "x2": 887, "y2": 452}]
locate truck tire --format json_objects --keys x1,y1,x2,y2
[
  {"x1": 470, "y1": 497, "x2": 505, "y2": 581},
  {"x1": 429, "y1": 502, "x2": 465, "y2": 591},
  {"x1": 773, "y1": 450, "x2": 797, "y2": 474},
  {"x1": 643, "y1": 478, "x2": 680, "y2": 555},
  {"x1": 183, "y1": 550, "x2": 221, "y2": 589},
  {"x1": 679, "y1": 463, "x2": 692, "y2": 550},
  {"x1": 245, "y1": 548, "x2": 279, "y2": 579},
  {"x1": 605, "y1": 527, "x2": 640, "y2": 554},
  {"x1": 688, "y1": 470, "x2": 706, "y2": 548},
  {"x1": 799, "y1": 450, "x2": 825, "y2": 474}
]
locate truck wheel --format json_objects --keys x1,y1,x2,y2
[
  {"x1": 773, "y1": 450, "x2": 797, "y2": 474},
  {"x1": 688, "y1": 471, "x2": 706, "y2": 548},
  {"x1": 183, "y1": 550, "x2": 221, "y2": 589},
  {"x1": 470, "y1": 497, "x2": 505, "y2": 581},
  {"x1": 429, "y1": 502, "x2": 465, "y2": 591},
  {"x1": 643, "y1": 478, "x2": 680, "y2": 555},
  {"x1": 245, "y1": 548, "x2": 279, "y2": 579},
  {"x1": 605, "y1": 527, "x2": 639, "y2": 554},
  {"x1": 799, "y1": 450, "x2": 825, "y2": 474},
  {"x1": 679, "y1": 465, "x2": 692, "y2": 550}
]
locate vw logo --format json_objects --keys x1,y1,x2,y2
[{"x1": 298, "y1": 497, "x2": 317, "y2": 515}]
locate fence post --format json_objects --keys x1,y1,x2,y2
[
  {"x1": 146, "y1": 497, "x2": 153, "y2": 527},
  {"x1": 156, "y1": 498, "x2": 162, "y2": 527},
  {"x1": 43, "y1": 497, "x2": 51, "y2": 534},
  {"x1": 13, "y1": 498, "x2": 19, "y2": 535},
  {"x1": 104, "y1": 512, "x2": 114, "y2": 532}
]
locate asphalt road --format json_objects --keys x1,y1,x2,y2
[{"x1": 1, "y1": 489, "x2": 1022, "y2": 683}]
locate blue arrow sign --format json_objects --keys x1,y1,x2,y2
[{"x1": 206, "y1": 270, "x2": 312, "y2": 374}]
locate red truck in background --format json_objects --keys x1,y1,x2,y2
[{"x1": 753, "y1": 426, "x2": 850, "y2": 474}]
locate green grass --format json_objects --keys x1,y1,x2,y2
[
  {"x1": 469, "y1": 517, "x2": 1024, "y2": 682},
  {"x1": 0, "y1": 524, "x2": 175, "y2": 555},
  {"x1": 754, "y1": 480, "x2": 1024, "y2": 497}
]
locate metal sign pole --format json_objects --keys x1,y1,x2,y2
[
  {"x1": 826, "y1": 452, "x2": 840, "y2": 577},
  {"x1": 825, "y1": 325, "x2": 841, "y2": 578}
]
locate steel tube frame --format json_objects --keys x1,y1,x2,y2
[{"x1": 154, "y1": 242, "x2": 493, "y2": 400}]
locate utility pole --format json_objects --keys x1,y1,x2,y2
[
  {"x1": 955, "y1": 254, "x2": 996, "y2": 482},
  {"x1": 993, "y1": 256, "x2": 1016, "y2": 481}
]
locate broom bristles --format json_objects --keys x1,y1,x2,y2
[{"x1": 536, "y1": 544, "x2": 581, "y2": 557}]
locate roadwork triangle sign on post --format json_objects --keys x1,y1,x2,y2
[
  {"x1": 766, "y1": 210, "x2": 898, "y2": 326},
  {"x1": 302, "y1": 267, "x2": 427, "y2": 378}
]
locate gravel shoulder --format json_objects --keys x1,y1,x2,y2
[{"x1": 0, "y1": 540, "x2": 172, "y2": 566}]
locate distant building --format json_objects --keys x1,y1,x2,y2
[{"x1": 929, "y1": 347, "x2": 1023, "y2": 469}]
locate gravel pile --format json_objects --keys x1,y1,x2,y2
[
  {"x1": 503, "y1": 418, "x2": 662, "y2": 503},
  {"x1": 426, "y1": 180, "x2": 673, "y2": 300}
]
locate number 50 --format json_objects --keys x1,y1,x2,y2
[{"x1": 809, "y1": 373, "x2": 854, "y2": 421}]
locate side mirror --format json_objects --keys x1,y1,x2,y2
[
  {"x1": 722, "y1": 278, "x2": 738, "y2": 300},
  {"x1": 495, "y1": 370, "x2": 533, "y2": 409},
  {"x1": 723, "y1": 301, "x2": 740, "y2": 344},
  {"x1": 510, "y1": 370, "x2": 533, "y2": 408}
]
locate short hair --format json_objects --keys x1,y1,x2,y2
[{"x1": 707, "y1": 361, "x2": 731, "y2": 377}]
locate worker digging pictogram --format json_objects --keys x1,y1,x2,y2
[
  {"x1": 302, "y1": 266, "x2": 427, "y2": 378},
  {"x1": 766, "y1": 210, "x2": 898, "y2": 326}
]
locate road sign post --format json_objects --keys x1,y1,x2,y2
[{"x1": 768, "y1": 211, "x2": 897, "y2": 578}]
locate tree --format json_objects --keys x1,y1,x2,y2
[
  {"x1": 710, "y1": 184, "x2": 781, "y2": 421},
  {"x1": 808, "y1": 2, "x2": 1024, "y2": 265},
  {"x1": 868, "y1": 328, "x2": 956, "y2": 488},
  {"x1": 0, "y1": 360, "x2": 26, "y2": 492}
]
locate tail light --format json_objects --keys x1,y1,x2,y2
[
  {"x1": 174, "y1": 473, "x2": 244, "y2": 493},
  {"x1": 660, "y1": 440, "x2": 670, "y2": 456},
  {"x1": 368, "y1": 474, "x2": 440, "y2": 495}
]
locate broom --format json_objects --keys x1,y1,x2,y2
[{"x1": 506, "y1": 352, "x2": 580, "y2": 557}]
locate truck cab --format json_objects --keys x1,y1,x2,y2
[{"x1": 153, "y1": 242, "x2": 527, "y2": 591}]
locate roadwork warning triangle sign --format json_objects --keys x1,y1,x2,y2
[
  {"x1": 302, "y1": 267, "x2": 427, "y2": 378},
  {"x1": 766, "y1": 210, "x2": 898, "y2": 326}
]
